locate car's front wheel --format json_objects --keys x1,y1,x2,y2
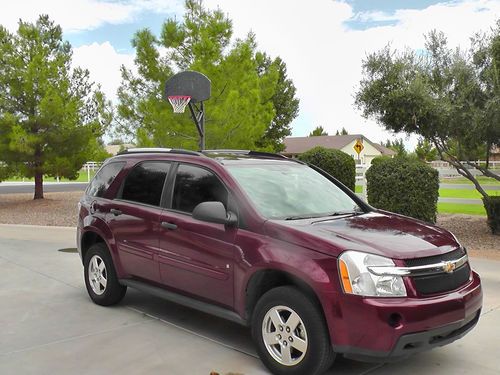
[
  {"x1": 84, "y1": 243, "x2": 126, "y2": 306},
  {"x1": 252, "y1": 286, "x2": 335, "y2": 375}
]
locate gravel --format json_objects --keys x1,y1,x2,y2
[
  {"x1": 437, "y1": 214, "x2": 500, "y2": 260},
  {"x1": 1, "y1": 192, "x2": 498, "y2": 260},
  {"x1": 0, "y1": 191, "x2": 83, "y2": 227}
]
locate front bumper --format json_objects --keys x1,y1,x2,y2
[{"x1": 327, "y1": 270, "x2": 482, "y2": 362}]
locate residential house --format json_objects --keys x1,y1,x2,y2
[{"x1": 282, "y1": 134, "x2": 396, "y2": 166}]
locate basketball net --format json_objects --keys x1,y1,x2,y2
[{"x1": 168, "y1": 95, "x2": 191, "y2": 113}]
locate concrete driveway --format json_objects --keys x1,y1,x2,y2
[{"x1": 0, "y1": 224, "x2": 499, "y2": 375}]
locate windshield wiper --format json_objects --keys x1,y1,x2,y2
[
  {"x1": 285, "y1": 207, "x2": 364, "y2": 221},
  {"x1": 328, "y1": 208, "x2": 364, "y2": 216},
  {"x1": 285, "y1": 214, "x2": 325, "y2": 220}
]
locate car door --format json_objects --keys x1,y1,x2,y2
[
  {"x1": 106, "y1": 161, "x2": 171, "y2": 284},
  {"x1": 158, "y1": 163, "x2": 238, "y2": 308}
]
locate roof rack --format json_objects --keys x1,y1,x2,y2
[
  {"x1": 202, "y1": 149, "x2": 289, "y2": 160},
  {"x1": 117, "y1": 148, "x2": 201, "y2": 156}
]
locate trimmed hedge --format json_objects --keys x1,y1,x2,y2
[
  {"x1": 366, "y1": 158, "x2": 439, "y2": 223},
  {"x1": 483, "y1": 196, "x2": 500, "y2": 235},
  {"x1": 298, "y1": 146, "x2": 356, "y2": 191},
  {"x1": 370, "y1": 155, "x2": 392, "y2": 166}
]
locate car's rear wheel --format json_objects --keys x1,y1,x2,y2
[
  {"x1": 84, "y1": 243, "x2": 126, "y2": 306},
  {"x1": 252, "y1": 286, "x2": 335, "y2": 375}
]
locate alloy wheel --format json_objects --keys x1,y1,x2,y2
[
  {"x1": 88, "y1": 255, "x2": 107, "y2": 295},
  {"x1": 262, "y1": 305, "x2": 308, "y2": 366}
]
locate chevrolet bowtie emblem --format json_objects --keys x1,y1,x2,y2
[{"x1": 443, "y1": 261, "x2": 456, "y2": 274}]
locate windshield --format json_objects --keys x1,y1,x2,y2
[{"x1": 226, "y1": 162, "x2": 361, "y2": 220}]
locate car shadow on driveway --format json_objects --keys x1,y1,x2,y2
[{"x1": 121, "y1": 289, "x2": 383, "y2": 374}]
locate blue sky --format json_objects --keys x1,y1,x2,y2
[
  {"x1": 65, "y1": 1, "x2": 446, "y2": 50},
  {"x1": 66, "y1": 11, "x2": 171, "y2": 52},
  {"x1": 2, "y1": 0, "x2": 499, "y2": 147}
]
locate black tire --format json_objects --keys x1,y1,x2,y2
[
  {"x1": 252, "y1": 286, "x2": 335, "y2": 375},
  {"x1": 84, "y1": 242, "x2": 126, "y2": 306}
]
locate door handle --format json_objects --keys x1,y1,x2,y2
[
  {"x1": 161, "y1": 221, "x2": 178, "y2": 230},
  {"x1": 110, "y1": 208, "x2": 122, "y2": 216}
]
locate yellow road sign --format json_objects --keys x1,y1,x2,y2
[{"x1": 353, "y1": 139, "x2": 364, "y2": 155}]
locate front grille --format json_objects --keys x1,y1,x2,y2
[
  {"x1": 405, "y1": 248, "x2": 470, "y2": 295},
  {"x1": 405, "y1": 247, "x2": 466, "y2": 267}
]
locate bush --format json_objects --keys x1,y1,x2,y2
[
  {"x1": 0, "y1": 163, "x2": 13, "y2": 182},
  {"x1": 298, "y1": 147, "x2": 355, "y2": 191},
  {"x1": 371, "y1": 155, "x2": 392, "y2": 166},
  {"x1": 483, "y1": 196, "x2": 500, "y2": 235},
  {"x1": 366, "y1": 158, "x2": 439, "y2": 223}
]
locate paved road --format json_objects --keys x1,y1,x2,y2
[
  {"x1": 0, "y1": 182, "x2": 87, "y2": 194},
  {"x1": 0, "y1": 224, "x2": 498, "y2": 374}
]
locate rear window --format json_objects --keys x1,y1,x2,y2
[
  {"x1": 87, "y1": 162, "x2": 125, "y2": 198},
  {"x1": 120, "y1": 162, "x2": 171, "y2": 207}
]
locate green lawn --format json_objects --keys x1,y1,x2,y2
[
  {"x1": 439, "y1": 188, "x2": 500, "y2": 199},
  {"x1": 5, "y1": 170, "x2": 97, "y2": 183},
  {"x1": 437, "y1": 202, "x2": 486, "y2": 215}
]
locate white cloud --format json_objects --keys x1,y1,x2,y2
[
  {"x1": 0, "y1": 0, "x2": 183, "y2": 33},
  {"x1": 6, "y1": 1, "x2": 498, "y2": 150},
  {"x1": 72, "y1": 42, "x2": 135, "y2": 102},
  {"x1": 204, "y1": 0, "x2": 500, "y2": 149}
]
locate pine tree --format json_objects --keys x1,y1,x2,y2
[{"x1": 0, "y1": 15, "x2": 111, "y2": 199}]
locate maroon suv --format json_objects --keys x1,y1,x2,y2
[{"x1": 77, "y1": 148, "x2": 482, "y2": 375}]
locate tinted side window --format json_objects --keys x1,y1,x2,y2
[
  {"x1": 87, "y1": 162, "x2": 125, "y2": 198},
  {"x1": 172, "y1": 164, "x2": 228, "y2": 213},
  {"x1": 121, "y1": 162, "x2": 170, "y2": 206}
]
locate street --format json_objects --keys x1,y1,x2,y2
[{"x1": 0, "y1": 182, "x2": 88, "y2": 194}]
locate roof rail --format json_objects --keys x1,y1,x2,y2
[
  {"x1": 117, "y1": 148, "x2": 202, "y2": 156},
  {"x1": 202, "y1": 149, "x2": 289, "y2": 160}
]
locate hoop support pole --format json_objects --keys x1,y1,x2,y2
[{"x1": 188, "y1": 101, "x2": 205, "y2": 150}]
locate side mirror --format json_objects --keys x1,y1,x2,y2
[{"x1": 192, "y1": 201, "x2": 238, "y2": 227}]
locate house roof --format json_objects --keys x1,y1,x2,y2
[
  {"x1": 105, "y1": 144, "x2": 136, "y2": 156},
  {"x1": 282, "y1": 134, "x2": 396, "y2": 156},
  {"x1": 372, "y1": 142, "x2": 397, "y2": 156}
]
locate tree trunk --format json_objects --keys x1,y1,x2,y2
[
  {"x1": 34, "y1": 171, "x2": 44, "y2": 200},
  {"x1": 486, "y1": 141, "x2": 491, "y2": 170}
]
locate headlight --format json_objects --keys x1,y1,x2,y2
[{"x1": 338, "y1": 251, "x2": 407, "y2": 297}]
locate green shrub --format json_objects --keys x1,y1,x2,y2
[
  {"x1": 371, "y1": 155, "x2": 392, "y2": 166},
  {"x1": 298, "y1": 146, "x2": 356, "y2": 190},
  {"x1": 0, "y1": 163, "x2": 13, "y2": 182},
  {"x1": 366, "y1": 158, "x2": 439, "y2": 223},
  {"x1": 482, "y1": 196, "x2": 500, "y2": 235}
]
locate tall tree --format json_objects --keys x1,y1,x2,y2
[
  {"x1": 117, "y1": 0, "x2": 295, "y2": 151},
  {"x1": 415, "y1": 138, "x2": 437, "y2": 161},
  {"x1": 256, "y1": 55, "x2": 299, "y2": 151},
  {"x1": 384, "y1": 138, "x2": 407, "y2": 157},
  {"x1": 309, "y1": 126, "x2": 328, "y2": 136},
  {"x1": 355, "y1": 22, "x2": 500, "y2": 231},
  {"x1": 0, "y1": 15, "x2": 111, "y2": 199}
]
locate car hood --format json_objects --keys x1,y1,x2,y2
[{"x1": 264, "y1": 211, "x2": 459, "y2": 259}]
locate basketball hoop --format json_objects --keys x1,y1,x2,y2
[
  {"x1": 168, "y1": 95, "x2": 191, "y2": 113},
  {"x1": 165, "y1": 71, "x2": 211, "y2": 149}
]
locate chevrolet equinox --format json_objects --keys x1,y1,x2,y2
[{"x1": 77, "y1": 148, "x2": 482, "y2": 375}]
